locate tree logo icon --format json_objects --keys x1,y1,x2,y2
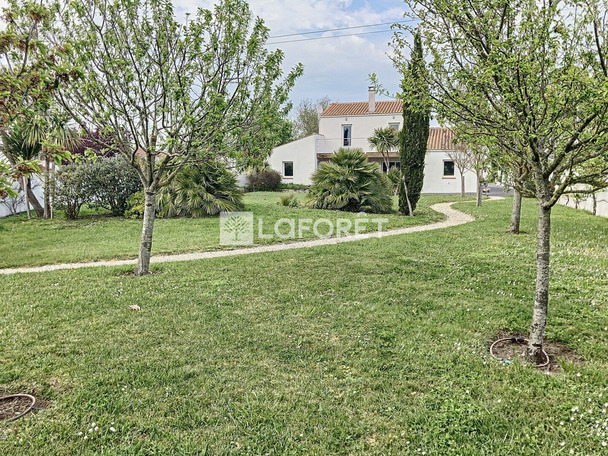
[{"x1": 220, "y1": 212, "x2": 254, "y2": 245}]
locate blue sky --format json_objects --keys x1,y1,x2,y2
[{"x1": 176, "y1": 0, "x2": 412, "y2": 109}]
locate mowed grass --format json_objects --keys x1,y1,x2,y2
[
  {"x1": 1, "y1": 198, "x2": 608, "y2": 455},
  {"x1": 0, "y1": 192, "x2": 455, "y2": 269}
]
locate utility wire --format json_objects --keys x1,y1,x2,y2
[
  {"x1": 268, "y1": 29, "x2": 398, "y2": 45},
  {"x1": 268, "y1": 20, "x2": 414, "y2": 39}
]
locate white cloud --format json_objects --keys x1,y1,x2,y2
[
  {"x1": 0, "y1": 0, "x2": 409, "y2": 108},
  {"x1": 176, "y1": 0, "x2": 408, "y2": 106}
]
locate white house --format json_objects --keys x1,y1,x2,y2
[{"x1": 268, "y1": 88, "x2": 478, "y2": 194}]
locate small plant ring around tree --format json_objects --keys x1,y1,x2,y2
[
  {"x1": 0, "y1": 394, "x2": 36, "y2": 422},
  {"x1": 490, "y1": 337, "x2": 550, "y2": 369}
]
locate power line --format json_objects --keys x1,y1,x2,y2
[
  {"x1": 268, "y1": 29, "x2": 399, "y2": 45},
  {"x1": 268, "y1": 20, "x2": 414, "y2": 39}
]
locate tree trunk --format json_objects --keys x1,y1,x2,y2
[
  {"x1": 21, "y1": 177, "x2": 31, "y2": 220},
  {"x1": 460, "y1": 171, "x2": 465, "y2": 197},
  {"x1": 592, "y1": 193, "x2": 597, "y2": 216},
  {"x1": 402, "y1": 175, "x2": 414, "y2": 216},
  {"x1": 135, "y1": 190, "x2": 157, "y2": 275},
  {"x1": 510, "y1": 188, "x2": 522, "y2": 234},
  {"x1": 527, "y1": 202, "x2": 551, "y2": 364},
  {"x1": 25, "y1": 177, "x2": 44, "y2": 217},
  {"x1": 476, "y1": 171, "x2": 482, "y2": 207},
  {"x1": 50, "y1": 161, "x2": 56, "y2": 219},
  {"x1": 43, "y1": 156, "x2": 51, "y2": 219},
  {"x1": 383, "y1": 155, "x2": 390, "y2": 173}
]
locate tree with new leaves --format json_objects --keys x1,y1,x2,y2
[
  {"x1": 292, "y1": 97, "x2": 331, "y2": 139},
  {"x1": 368, "y1": 127, "x2": 399, "y2": 171},
  {"x1": 446, "y1": 144, "x2": 471, "y2": 198},
  {"x1": 398, "y1": 0, "x2": 608, "y2": 362},
  {"x1": 396, "y1": 32, "x2": 430, "y2": 216},
  {"x1": 50, "y1": 0, "x2": 302, "y2": 275}
]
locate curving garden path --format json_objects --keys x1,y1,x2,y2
[{"x1": 0, "y1": 198, "x2": 501, "y2": 275}]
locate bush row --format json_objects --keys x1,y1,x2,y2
[{"x1": 54, "y1": 157, "x2": 142, "y2": 219}]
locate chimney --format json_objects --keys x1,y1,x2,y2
[{"x1": 368, "y1": 86, "x2": 376, "y2": 113}]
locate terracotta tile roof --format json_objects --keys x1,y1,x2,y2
[
  {"x1": 321, "y1": 100, "x2": 403, "y2": 116},
  {"x1": 427, "y1": 127, "x2": 456, "y2": 151}
]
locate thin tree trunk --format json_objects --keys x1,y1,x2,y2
[
  {"x1": 476, "y1": 171, "x2": 482, "y2": 207},
  {"x1": 136, "y1": 190, "x2": 157, "y2": 275},
  {"x1": 510, "y1": 188, "x2": 522, "y2": 234},
  {"x1": 592, "y1": 193, "x2": 597, "y2": 216},
  {"x1": 402, "y1": 175, "x2": 414, "y2": 216},
  {"x1": 43, "y1": 156, "x2": 51, "y2": 219},
  {"x1": 383, "y1": 154, "x2": 390, "y2": 173},
  {"x1": 460, "y1": 171, "x2": 465, "y2": 197},
  {"x1": 528, "y1": 202, "x2": 551, "y2": 364},
  {"x1": 25, "y1": 177, "x2": 44, "y2": 217},
  {"x1": 21, "y1": 176, "x2": 31, "y2": 219},
  {"x1": 50, "y1": 161, "x2": 56, "y2": 219}
]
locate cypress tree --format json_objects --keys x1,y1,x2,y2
[{"x1": 399, "y1": 32, "x2": 430, "y2": 215}]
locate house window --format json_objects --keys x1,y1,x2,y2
[
  {"x1": 382, "y1": 161, "x2": 400, "y2": 173},
  {"x1": 443, "y1": 160, "x2": 455, "y2": 177},
  {"x1": 283, "y1": 161, "x2": 294, "y2": 178},
  {"x1": 342, "y1": 125, "x2": 352, "y2": 146},
  {"x1": 389, "y1": 122, "x2": 400, "y2": 131}
]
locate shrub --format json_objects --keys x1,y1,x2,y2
[
  {"x1": 125, "y1": 191, "x2": 145, "y2": 219},
  {"x1": 279, "y1": 183, "x2": 310, "y2": 191},
  {"x1": 308, "y1": 148, "x2": 393, "y2": 213},
  {"x1": 279, "y1": 192, "x2": 299, "y2": 207},
  {"x1": 87, "y1": 157, "x2": 142, "y2": 216},
  {"x1": 247, "y1": 169, "x2": 282, "y2": 191},
  {"x1": 157, "y1": 161, "x2": 244, "y2": 217},
  {"x1": 53, "y1": 163, "x2": 92, "y2": 219}
]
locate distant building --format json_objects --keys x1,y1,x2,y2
[{"x1": 268, "y1": 88, "x2": 478, "y2": 193}]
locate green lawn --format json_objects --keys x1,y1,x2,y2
[
  {"x1": 0, "y1": 192, "x2": 457, "y2": 269},
  {"x1": 1, "y1": 198, "x2": 607, "y2": 455}
]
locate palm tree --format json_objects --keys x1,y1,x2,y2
[
  {"x1": 1, "y1": 123, "x2": 44, "y2": 217},
  {"x1": 368, "y1": 127, "x2": 399, "y2": 171},
  {"x1": 21, "y1": 114, "x2": 79, "y2": 218},
  {"x1": 156, "y1": 160, "x2": 244, "y2": 217},
  {"x1": 308, "y1": 148, "x2": 392, "y2": 213}
]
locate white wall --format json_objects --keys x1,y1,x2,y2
[
  {"x1": 267, "y1": 134, "x2": 321, "y2": 185},
  {"x1": 318, "y1": 113, "x2": 402, "y2": 153},
  {"x1": 559, "y1": 191, "x2": 608, "y2": 218},
  {"x1": 422, "y1": 150, "x2": 478, "y2": 194},
  {"x1": 0, "y1": 174, "x2": 44, "y2": 218}
]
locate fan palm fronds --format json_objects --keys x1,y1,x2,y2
[
  {"x1": 157, "y1": 160, "x2": 244, "y2": 217},
  {"x1": 308, "y1": 148, "x2": 392, "y2": 213}
]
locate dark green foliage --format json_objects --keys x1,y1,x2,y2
[
  {"x1": 157, "y1": 161, "x2": 244, "y2": 217},
  {"x1": 308, "y1": 148, "x2": 392, "y2": 213},
  {"x1": 87, "y1": 157, "x2": 142, "y2": 216},
  {"x1": 279, "y1": 183, "x2": 310, "y2": 191},
  {"x1": 53, "y1": 163, "x2": 91, "y2": 219},
  {"x1": 399, "y1": 33, "x2": 430, "y2": 215},
  {"x1": 247, "y1": 169, "x2": 282, "y2": 191}
]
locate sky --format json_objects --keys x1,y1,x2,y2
[
  {"x1": 0, "y1": 0, "x2": 412, "y2": 109},
  {"x1": 173, "y1": 0, "x2": 412, "y2": 109}
]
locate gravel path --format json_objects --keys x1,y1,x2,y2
[{"x1": 0, "y1": 199, "x2": 500, "y2": 275}]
